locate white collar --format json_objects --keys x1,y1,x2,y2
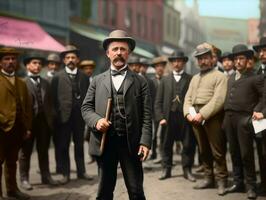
[
  {"x1": 173, "y1": 70, "x2": 184, "y2": 76},
  {"x1": 110, "y1": 64, "x2": 127, "y2": 72},
  {"x1": 65, "y1": 66, "x2": 77, "y2": 74},
  {"x1": 224, "y1": 69, "x2": 234, "y2": 75},
  {"x1": 27, "y1": 71, "x2": 40, "y2": 77},
  {"x1": 1, "y1": 69, "x2": 15, "y2": 77}
]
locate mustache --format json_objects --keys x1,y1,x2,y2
[
  {"x1": 8, "y1": 63, "x2": 15, "y2": 68},
  {"x1": 114, "y1": 57, "x2": 125, "y2": 63},
  {"x1": 67, "y1": 61, "x2": 75, "y2": 66}
]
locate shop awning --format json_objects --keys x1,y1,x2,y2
[
  {"x1": 0, "y1": 16, "x2": 65, "y2": 52},
  {"x1": 70, "y1": 23, "x2": 155, "y2": 58}
]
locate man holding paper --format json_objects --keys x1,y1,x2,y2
[{"x1": 183, "y1": 44, "x2": 228, "y2": 196}]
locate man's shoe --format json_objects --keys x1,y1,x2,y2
[
  {"x1": 159, "y1": 168, "x2": 171, "y2": 180},
  {"x1": 247, "y1": 189, "x2": 257, "y2": 199},
  {"x1": 226, "y1": 183, "x2": 245, "y2": 193},
  {"x1": 217, "y1": 180, "x2": 227, "y2": 196},
  {"x1": 195, "y1": 165, "x2": 204, "y2": 173},
  {"x1": 7, "y1": 190, "x2": 30, "y2": 200},
  {"x1": 193, "y1": 178, "x2": 214, "y2": 189},
  {"x1": 183, "y1": 169, "x2": 196, "y2": 182},
  {"x1": 153, "y1": 158, "x2": 162, "y2": 164},
  {"x1": 42, "y1": 176, "x2": 60, "y2": 186},
  {"x1": 59, "y1": 175, "x2": 70, "y2": 185},
  {"x1": 77, "y1": 173, "x2": 93, "y2": 181},
  {"x1": 20, "y1": 180, "x2": 33, "y2": 190},
  {"x1": 257, "y1": 183, "x2": 266, "y2": 196}
]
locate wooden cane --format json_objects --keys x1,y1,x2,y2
[{"x1": 99, "y1": 98, "x2": 112, "y2": 155}]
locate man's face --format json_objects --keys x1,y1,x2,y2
[
  {"x1": 27, "y1": 59, "x2": 42, "y2": 74},
  {"x1": 47, "y1": 61, "x2": 60, "y2": 72},
  {"x1": 139, "y1": 64, "x2": 148, "y2": 75},
  {"x1": 154, "y1": 63, "x2": 165, "y2": 77},
  {"x1": 258, "y1": 47, "x2": 266, "y2": 64},
  {"x1": 63, "y1": 52, "x2": 79, "y2": 70},
  {"x1": 197, "y1": 53, "x2": 213, "y2": 71},
  {"x1": 212, "y1": 53, "x2": 218, "y2": 66},
  {"x1": 170, "y1": 59, "x2": 185, "y2": 72},
  {"x1": 0, "y1": 54, "x2": 18, "y2": 74},
  {"x1": 234, "y1": 55, "x2": 248, "y2": 72},
  {"x1": 106, "y1": 41, "x2": 130, "y2": 70},
  {"x1": 82, "y1": 65, "x2": 94, "y2": 76},
  {"x1": 129, "y1": 63, "x2": 140, "y2": 73},
  {"x1": 222, "y1": 58, "x2": 234, "y2": 72}
]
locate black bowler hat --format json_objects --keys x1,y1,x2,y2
[
  {"x1": 168, "y1": 50, "x2": 188, "y2": 62},
  {"x1": 219, "y1": 52, "x2": 233, "y2": 62},
  {"x1": 253, "y1": 37, "x2": 266, "y2": 52},
  {"x1": 23, "y1": 53, "x2": 45, "y2": 66},
  {"x1": 231, "y1": 44, "x2": 254, "y2": 58}
]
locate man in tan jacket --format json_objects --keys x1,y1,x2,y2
[
  {"x1": 183, "y1": 45, "x2": 228, "y2": 196},
  {"x1": 0, "y1": 47, "x2": 32, "y2": 200}
]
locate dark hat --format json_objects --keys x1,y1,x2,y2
[
  {"x1": 219, "y1": 52, "x2": 233, "y2": 62},
  {"x1": 231, "y1": 44, "x2": 254, "y2": 58},
  {"x1": 60, "y1": 45, "x2": 80, "y2": 59},
  {"x1": 128, "y1": 57, "x2": 141, "y2": 65},
  {"x1": 23, "y1": 53, "x2": 45, "y2": 66},
  {"x1": 79, "y1": 60, "x2": 96, "y2": 68},
  {"x1": 168, "y1": 50, "x2": 188, "y2": 62},
  {"x1": 103, "y1": 30, "x2": 135, "y2": 51},
  {"x1": 139, "y1": 58, "x2": 150, "y2": 66},
  {"x1": 0, "y1": 47, "x2": 20, "y2": 58},
  {"x1": 194, "y1": 44, "x2": 212, "y2": 57},
  {"x1": 253, "y1": 37, "x2": 266, "y2": 52},
  {"x1": 47, "y1": 53, "x2": 60, "y2": 63},
  {"x1": 151, "y1": 56, "x2": 167, "y2": 67}
]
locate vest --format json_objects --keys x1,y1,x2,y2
[
  {"x1": 170, "y1": 76, "x2": 186, "y2": 112},
  {"x1": 69, "y1": 74, "x2": 81, "y2": 108}
]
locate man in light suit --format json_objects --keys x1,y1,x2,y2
[
  {"x1": 19, "y1": 54, "x2": 59, "y2": 191},
  {"x1": 0, "y1": 47, "x2": 31, "y2": 200},
  {"x1": 81, "y1": 30, "x2": 152, "y2": 200},
  {"x1": 51, "y1": 45, "x2": 92, "y2": 184}
]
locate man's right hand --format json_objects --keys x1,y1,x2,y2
[
  {"x1": 159, "y1": 119, "x2": 167, "y2": 126},
  {"x1": 96, "y1": 118, "x2": 111, "y2": 132},
  {"x1": 186, "y1": 114, "x2": 194, "y2": 122}
]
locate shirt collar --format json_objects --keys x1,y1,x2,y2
[
  {"x1": 224, "y1": 69, "x2": 234, "y2": 75},
  {"x1": 27, "y1": 71, "x2": 40, "y2": 77},
  {"x1": 1, "y1": 69, "x2": 15, "y2": 77},
  {"x1": 173, "y1": 70, "x2": 184, "y2": 76},
  {"x1": 65, "y1": 66, "x2": 77, "y2": 74},
  {"x1": 110, "y1": 64, "x2": 128, "y2": 72}
]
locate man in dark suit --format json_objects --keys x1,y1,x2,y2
[
  {"x1": 253, "y1": 36, "x2": 266, "y2": 195},
  {"x1": 19, "y1": 54, "x2": 59, "y2": 190},
  {"x1": 0, "y1": 47, "x2": 31, "y2": 200},
  {"x1": 223, "y1": 44, "x2": 264, "y2": 199},
  {"x1": 51, "y1": 45, "x2": 92, "y2": 184},
  {"x1": 154, "y1": 51, "x2": 196, "y2": 181},
  {"x1": 81, "y1": 30, "x2": 152, "y2": 200},
  {"x1": 41, "y1": 53, "x2": 61, "y2": 83}
]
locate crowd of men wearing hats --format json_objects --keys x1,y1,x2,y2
[{"x1": 0, "y1": 30, "x2": 266, "y2": 200}]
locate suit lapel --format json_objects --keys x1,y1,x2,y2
[
  {"x1": 62, "y1": 69, "x2": 72, "y2": 86},
  {"x1": 123, "y1": 70, "x2": 134, "y2": 97},
  {"x1": 0, "y1": 74, "x2": 15, "y2": 96},
  {"x1": 102, "y1": 70, "x2": 112, "y2": 97}
]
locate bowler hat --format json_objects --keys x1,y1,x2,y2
[
  {"x1": 128, "y1": 57, "x2": 141, "y2": 65},
  {"x1": 139, "y1": 58, "x2": 150, "y2": 66},
  {"x1": 194, "y1": 44, "x2": 212, "y2": 57},
  {"x1": 0, "y1": 47, "x2": 20, "y2": 58},
  {"x1": 231, "y1": 44, "x2": 254, "y2": 58},
  {"x1": 60, "y1": 45, "x2": 80, "y2": 59},
  {"x1": 47, "y1": 53, "x2": 60, "y2": 63},
  {"x1": 103, "y1": 30, "x2": 135, "y2": 51},
  {"x1": 219, "y1": 52, "x2": 233, "y2": 62},
  {"x1": 79, "y1": 60, "x2": 96, "y2": 68},
  {"x1": 23, "y1": 53, "x2": 45, "y2": 66},
  {"x1": 253, "y1": 37, "x2": 266, "y2": 52},
  {"x1": 168, "y1": 50, "x2": 188, "y2": 62},
  {"x1": 151, "y1": 56, "x2": 167, "y2": 67}
]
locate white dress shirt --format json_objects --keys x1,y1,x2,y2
[
  {"x1": 65, "y1": 66, "x2": 77, "y2": 75},
  {"x1": 111, "y1": 65, "x2": 127, "y2": 91},
  {"x1": 173, "y1": 70, "x2": 184, "y2": 82}
]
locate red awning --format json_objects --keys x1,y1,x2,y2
[{"x1": 0, "y1": 16, "x2": 65, "y2": 52}]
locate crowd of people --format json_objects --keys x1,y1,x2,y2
[{"x1": 0, "y1": 29, "x2": 266, "y2": 200}]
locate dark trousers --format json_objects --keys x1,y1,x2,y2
[
  {"x1": 19, "y1": 113, "x2": 51, "y2": 181},
  {"x1": 192, "y1": 112, "x2": 228, "y2": 181},
  {"x1": 53, "y1": 120, "x2": 61, "y2": 173},
  {"x1": 0, "y1": 122, "x2": 23, "y2": 194},
  {"x1": 223, "y1": 112, "x2": 256, "y2": 189},
  {"x1": 161, "y1": 111, "x2": 196, "y2": 170},
  {"x1": 95, "y1": 134, "x2": 145, "y2": 200},
  {"x1": 151, "y1": 120, "x2": 159, "y2": 158},
  {"x1": 57, "y1": 107, "x2": 85, "y2": 176},
  {"x1": 255, "y1": 132, "x2": 266, "y2": 186}
]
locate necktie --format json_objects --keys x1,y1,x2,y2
[
  {"x1": 30, "y1": 75, "x2": 40, "y2": 83},
  {"x1": 67, "y1": 73, "x2": 76, "y2": 79},
  {"x1": 111, "y1": 68, "x2": 127, "y2": 76}
]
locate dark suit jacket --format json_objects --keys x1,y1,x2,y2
[
  {"x1": 0, "y1": 73, "x2": 32, "y2": 132},
  {"x1": 81, "y1": 69, "x2": 152, "y2": 156},
  {"x1": 224, "y1": 70, "x2": 264, "y2": 114},
  {"x1": 25, "y1": 76, "x2": 54, "y2": 129},
  {"x1": 51, "y1": 68, "x2": 90, "y2": 123},
  {"x1": 154, "y1": 72, "x2": 192, "y2": 122}
]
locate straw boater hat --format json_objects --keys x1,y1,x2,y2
[
  {"x1": 168, "y1": 50, "x2": 188, "y2": 63},
  {"x1": 79, "y1": 60, "x2": 96, "y2": 68},
  {"x1": 102, "y1": 30, "x2": 136, "y2": 51},
  {"x1": 231, "y1": 44, "x2": 254, "y2": 58},
  {"x1": 60, "y1": 45, "x2": 80, "y2": 59},
  {"x1": 253, "y1": 37, "x2": 266, "y2": 52},
  {"x1": 151, "y1": 56, "x2": 167, "y2": 67},
  {"x1": 23, "y1": 53, "x2": 46, "y2": 66},
  {"x1": 219, "y1": 52, "x2": 233, "y2": 62},
  {"x1": 0, "y1": 47, "x2": 20, "y2": 58}
]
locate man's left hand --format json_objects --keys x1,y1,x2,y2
[
  {"x1": 138, "y1": 145, "x2": 150, "y2": 161},
  {"x1": 252, "y1": 112, "x2": 264, "y2": 120},
  {"x1": 193, "y1": 113, "x2": 204, "y2": 124}
]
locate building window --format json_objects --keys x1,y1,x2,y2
[
  {"x1": 125, "y1": 6, "x2": 132, "y2": 30},
  {"x1": 110, "y1": 1, "x2": 117, "y2": 26},
  {"x1": 173, "y1": 17, "x2": 177, "y2": 37}
]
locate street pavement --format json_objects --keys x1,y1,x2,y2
[{"x1": 2, "y1": 144, "x2": 266, "y2": 200}]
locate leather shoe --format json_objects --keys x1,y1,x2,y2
[
  {"x1": 247, "y1": 189, "x2": 257, "y2": 199},
  {"x1": 7, "y1": 190, "x2": 30, "y2": 200},
  {"x1": 42, "y1": 176, "x2": 60, "y2": 186},
  {"x1": 20, "y1": 180, "x2": 33, "y2": 190},
  {"x1": 195, "y1": 165, "x2": 204, "y2": 173},
  {"x1": 226, "y1": 183, "x2": 245, "y2": 193},
  {"x1": 183, "y1": 169, "x2": 196, "y2": 182},
  {"x1": 59, "y1": 175, "x2": 70, "y2": 185},
  {"x1": 193, "y1": 178, "x2": 214, "y2": 189},
  {"x1": 217, "y1": 180, "x2": 227, "y2": 196},
  {"x1": 77, "y1": 173, "x2": 93, "y2": 181},
  {"x1": 159, "y1": 168, "x2": 171, "y2": 180}
]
